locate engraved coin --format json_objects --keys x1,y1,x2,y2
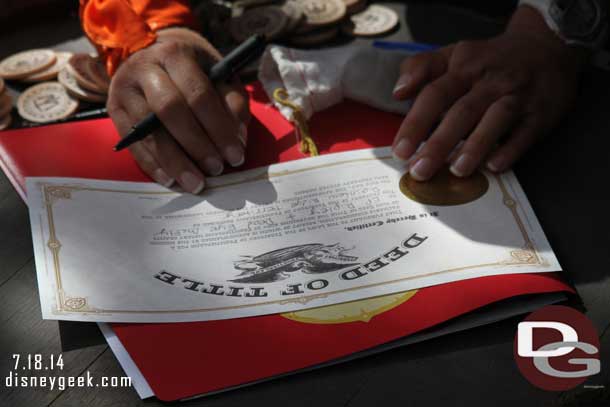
[
  {"x1": 58, "y1": 67, "x2": 107, "y2": 103},
  {"x1": 23, "y1": 51, "x2": 73, "y2": 83},
  {"x1": 282, "y1": 0, "x2": 305, "y2": 33},
  {"x1": 343, "y1": 0, "x2": 367, "y2": 15},
  {"x1": 0, "y1": 49, "x2": 56, "y2": 80},
  {"x1": 0, "y1": 92, "x2": 13, "y2": 117},
  {"x1": 231, "y1": 6, "x2": 289, "y2": 42},
  {"x1": 85, "y1": 57, "x2": 110, "y2": 93},
  {"x1": 0, "y1": 114, "x2": 11, "y2": 131},
  {"x1": 342, "y1": 4, "x2": 398, "y2": 37},
  {"x1": 299, "y1": 0, "x2": 346, "y2": 27},
  {"x1": 68, "y1": 54, "x2": 107, "y2": 94},
  {"x1": 291, "y1": 25, "x2": 340, "y2": 45},
  {"x1": 399, "y1": 166, "x2": 489, "y2": 206},
  {"x1": 17, "y1": 82, "x2": 79, "y2": 123}
]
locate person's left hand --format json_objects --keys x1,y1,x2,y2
[{"x1": 391, "y1": 6, "x2": 588, "y2": 181}]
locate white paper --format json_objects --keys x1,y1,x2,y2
[
  {"x1": 27, "y1": 147, "x2": 560, "y2": 323},
  {"x1": 97, "y1": 323, "x2": 154, "y2": 399}
]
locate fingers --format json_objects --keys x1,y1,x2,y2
[
  {"x1": 164, "y1": 55, "x2": 246, "y2": 167},
  {"x1": 150, "y1": 128, "x2": 206, "y2": 194},
  {"x1": 137, "y1": 65, "x2": 226, "y2": 177},
  {"x1": 107, "y1": 87, "x2": 206, "y2": 194},
  {"x1": 486, "y1": 116, "x2": 543, "y2": 172},
  {"x1": 393, "y1": 47, "x2": 452, "y2": 100},
  {"x1": 217, "y1": 79, "x2": 251, "y2": 146},
  {"x1": 392, "y1": 72, "x2": 469, "y2": 163},
  {"x1": 450, "y1": 96, "x2": 519, "y2": 177},
  {"x1": 408, "y1": 83, "x2": 503, "y2": 180},
  {"x1": 129, "y1": 143, "x2": 175, "y2": 188},
  {"x1": 106, "y1": 94, "x2": 174, "y2": 188}
]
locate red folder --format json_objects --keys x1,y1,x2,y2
[{"x1": 0, "y1": 82, "x2": 573, "y2": 401}]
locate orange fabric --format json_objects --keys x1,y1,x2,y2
[{"x1": 79, "y1": 0, "x2": 198, "y2": 76}]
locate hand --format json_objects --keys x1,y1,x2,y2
[
  {"x1": 392, "y1": 6, "x2": 588, "y2": 181},
  {"x1": 107, "y1": 27, "x2": 250, "y2": 193}
]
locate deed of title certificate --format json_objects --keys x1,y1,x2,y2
[{"x1": 27, "y1": 147, "x2": 560, "y2": 323}]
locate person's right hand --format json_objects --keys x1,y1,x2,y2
[{"x1": 106, "y1": 27, "x2": 250, "y2": 194}]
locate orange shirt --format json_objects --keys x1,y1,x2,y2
[{"x1": 79, "y1": 0, "x2": 197, "y2": 76}]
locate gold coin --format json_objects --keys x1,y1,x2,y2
[
  {"x1": 68, "y1": 54, "x2": 106, "y2": 94},
  {"x1": 58, "y1": 67, "x2": 107, "y2": 103},
  {"x1": 282, "y1": 290, "x2": 417, "y2": 324},
  {"x1": 342, "y1": 4, "x2": 398, "y2": 37},
  {"x1": 299, "y1": 0, "x2": 346, "y2": 27},
  {"x1": 0, "y1": 49, "x2": 56, "y2": 80},
  {"x1": 22, "y1": 51, "x2": 73, "y2": 83},
  {"x1": 0, "y1": 92, "x2": 12, "y2": 117},
  {"x1": 231, "y1": 6, "x2": 289, "y2": 42},
  {"x1": 0, "y1": 114, "x2": 12, "y2": 131},
  {"x1": 17, "y1": 82, "x2": 79, "y2": 123},
  {"x1": 399, "y1": 166, "x2": 489, "y2": 206}
]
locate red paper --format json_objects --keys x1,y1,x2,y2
[{"x1": 0, "y1": 82, "x2": 573, "y2": 401}]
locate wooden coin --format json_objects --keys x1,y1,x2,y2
[
  {"x1": 0, "y1": 114, "x2": 12, "y2": 131},
  {"x1": 85, "y1": 58, "x2": 110, "y2": 93},
  {"x1": 342, "y1": 4, "x2": 398, "y2": 37},
  {"x1": 290, "y1": 25, "x2": 340, "y2": 46},
  {"x1": 58, "y1": 67, "x2": 107, "y2": 103},
  {"x1": 231, "y1": 6, "x2": 289, "y2": 42},
  {"x1": 299, "y1": 0, "x2": 346, "y2": 27},
  {"x1": 399, "y1": 166, "x2": 489, "y2": 206},
  {"x1": 17, "y1": 82, "x2": 79, "y2": 123},
  {"x1": 344, "y1": 0, "x2": 367, "y2": 15},
  {"x1": 0, "y1": 92, "x2": 13, "y2": 117},
  {"x1": 22, "y1": 51, "x2": 73, "y2": 83},
  {"x1": 68, "y1": 54, "x2": 106, "y2": 94},
  {"x1": 0, "y1": 49, "x2": 56, "y2": 80},
  {"x1": 282, "y1": 0, "x2": 305, "y2": 34}
]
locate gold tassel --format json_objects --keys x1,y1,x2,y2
[{"x1": 272, "y1": 88, "x2": 319, "y2": 157}]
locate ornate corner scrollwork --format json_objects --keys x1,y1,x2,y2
[{"x1": 44, "y1": 185, "x2": 73, "y2": 206}]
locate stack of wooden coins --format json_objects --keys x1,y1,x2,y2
[
  {"x1": 0, "y1": 78, "x2": 11, "y2": 130},
  {"x1": 229, "y1": 0, "x2": 399, "y2": 46},
  {"x1": 0, "y1": 49, "x2": 110, "y2": 125}
]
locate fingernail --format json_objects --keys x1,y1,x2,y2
[
  {"x1": 450, "y1": 153, "x2": 475, "y2": 177},
  {"x1": 225, "y1": 145, "x2": 245, "y2": 167},
  {"x1": 392, "y1": 138, "x2": 412, "y2": 162},
  {"x1": 392, "y1": 74, "x2": 410, "y2": 96},
  {"x1": 410, "y1": 157, "x2": 434, "y2": 181},
  {"x1": 487, "y1": 156, "x2": 504, "y2": 172},
  {"x1": 180, "y1": 172, "x2": 205, "y2": 194},
  {"x1": 238, "y1": 123, "x2": 248, "y2": 147},
  {"x1": 153, "y1": 168, "x2": 175, "y2": 188},
  {"x1": 203, "y1": 157, "x2": 224, "y2": 176}
]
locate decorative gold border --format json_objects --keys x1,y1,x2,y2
[{"x1": 39, "y1": 156, "x2": 545, "y2": 315}]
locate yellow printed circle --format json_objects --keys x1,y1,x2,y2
[
  {"x1": 282, "y1": 290, "x2": 417, "y2": 324},
  {"x1": 399, "y1": 167, "x2": 489, "y2": 206}
]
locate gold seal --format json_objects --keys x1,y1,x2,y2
[
  {"x1": 281, "y1": 290, "x2": 417, "y2": 324},
  {"x1": 399, "y1": 166, "x2": 489, "y2": 206}
]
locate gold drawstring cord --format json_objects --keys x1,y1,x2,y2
[{"x1": 272, "y1": 88, "x2": 319, "y2": 157}]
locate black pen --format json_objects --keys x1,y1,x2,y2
[{"x1": 113, "y1": 34, "x2": 266, "y2": 152}]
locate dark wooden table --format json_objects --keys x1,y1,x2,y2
[{"x1": 0, "y1": 3, "x2": 608, "y2": 406}]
